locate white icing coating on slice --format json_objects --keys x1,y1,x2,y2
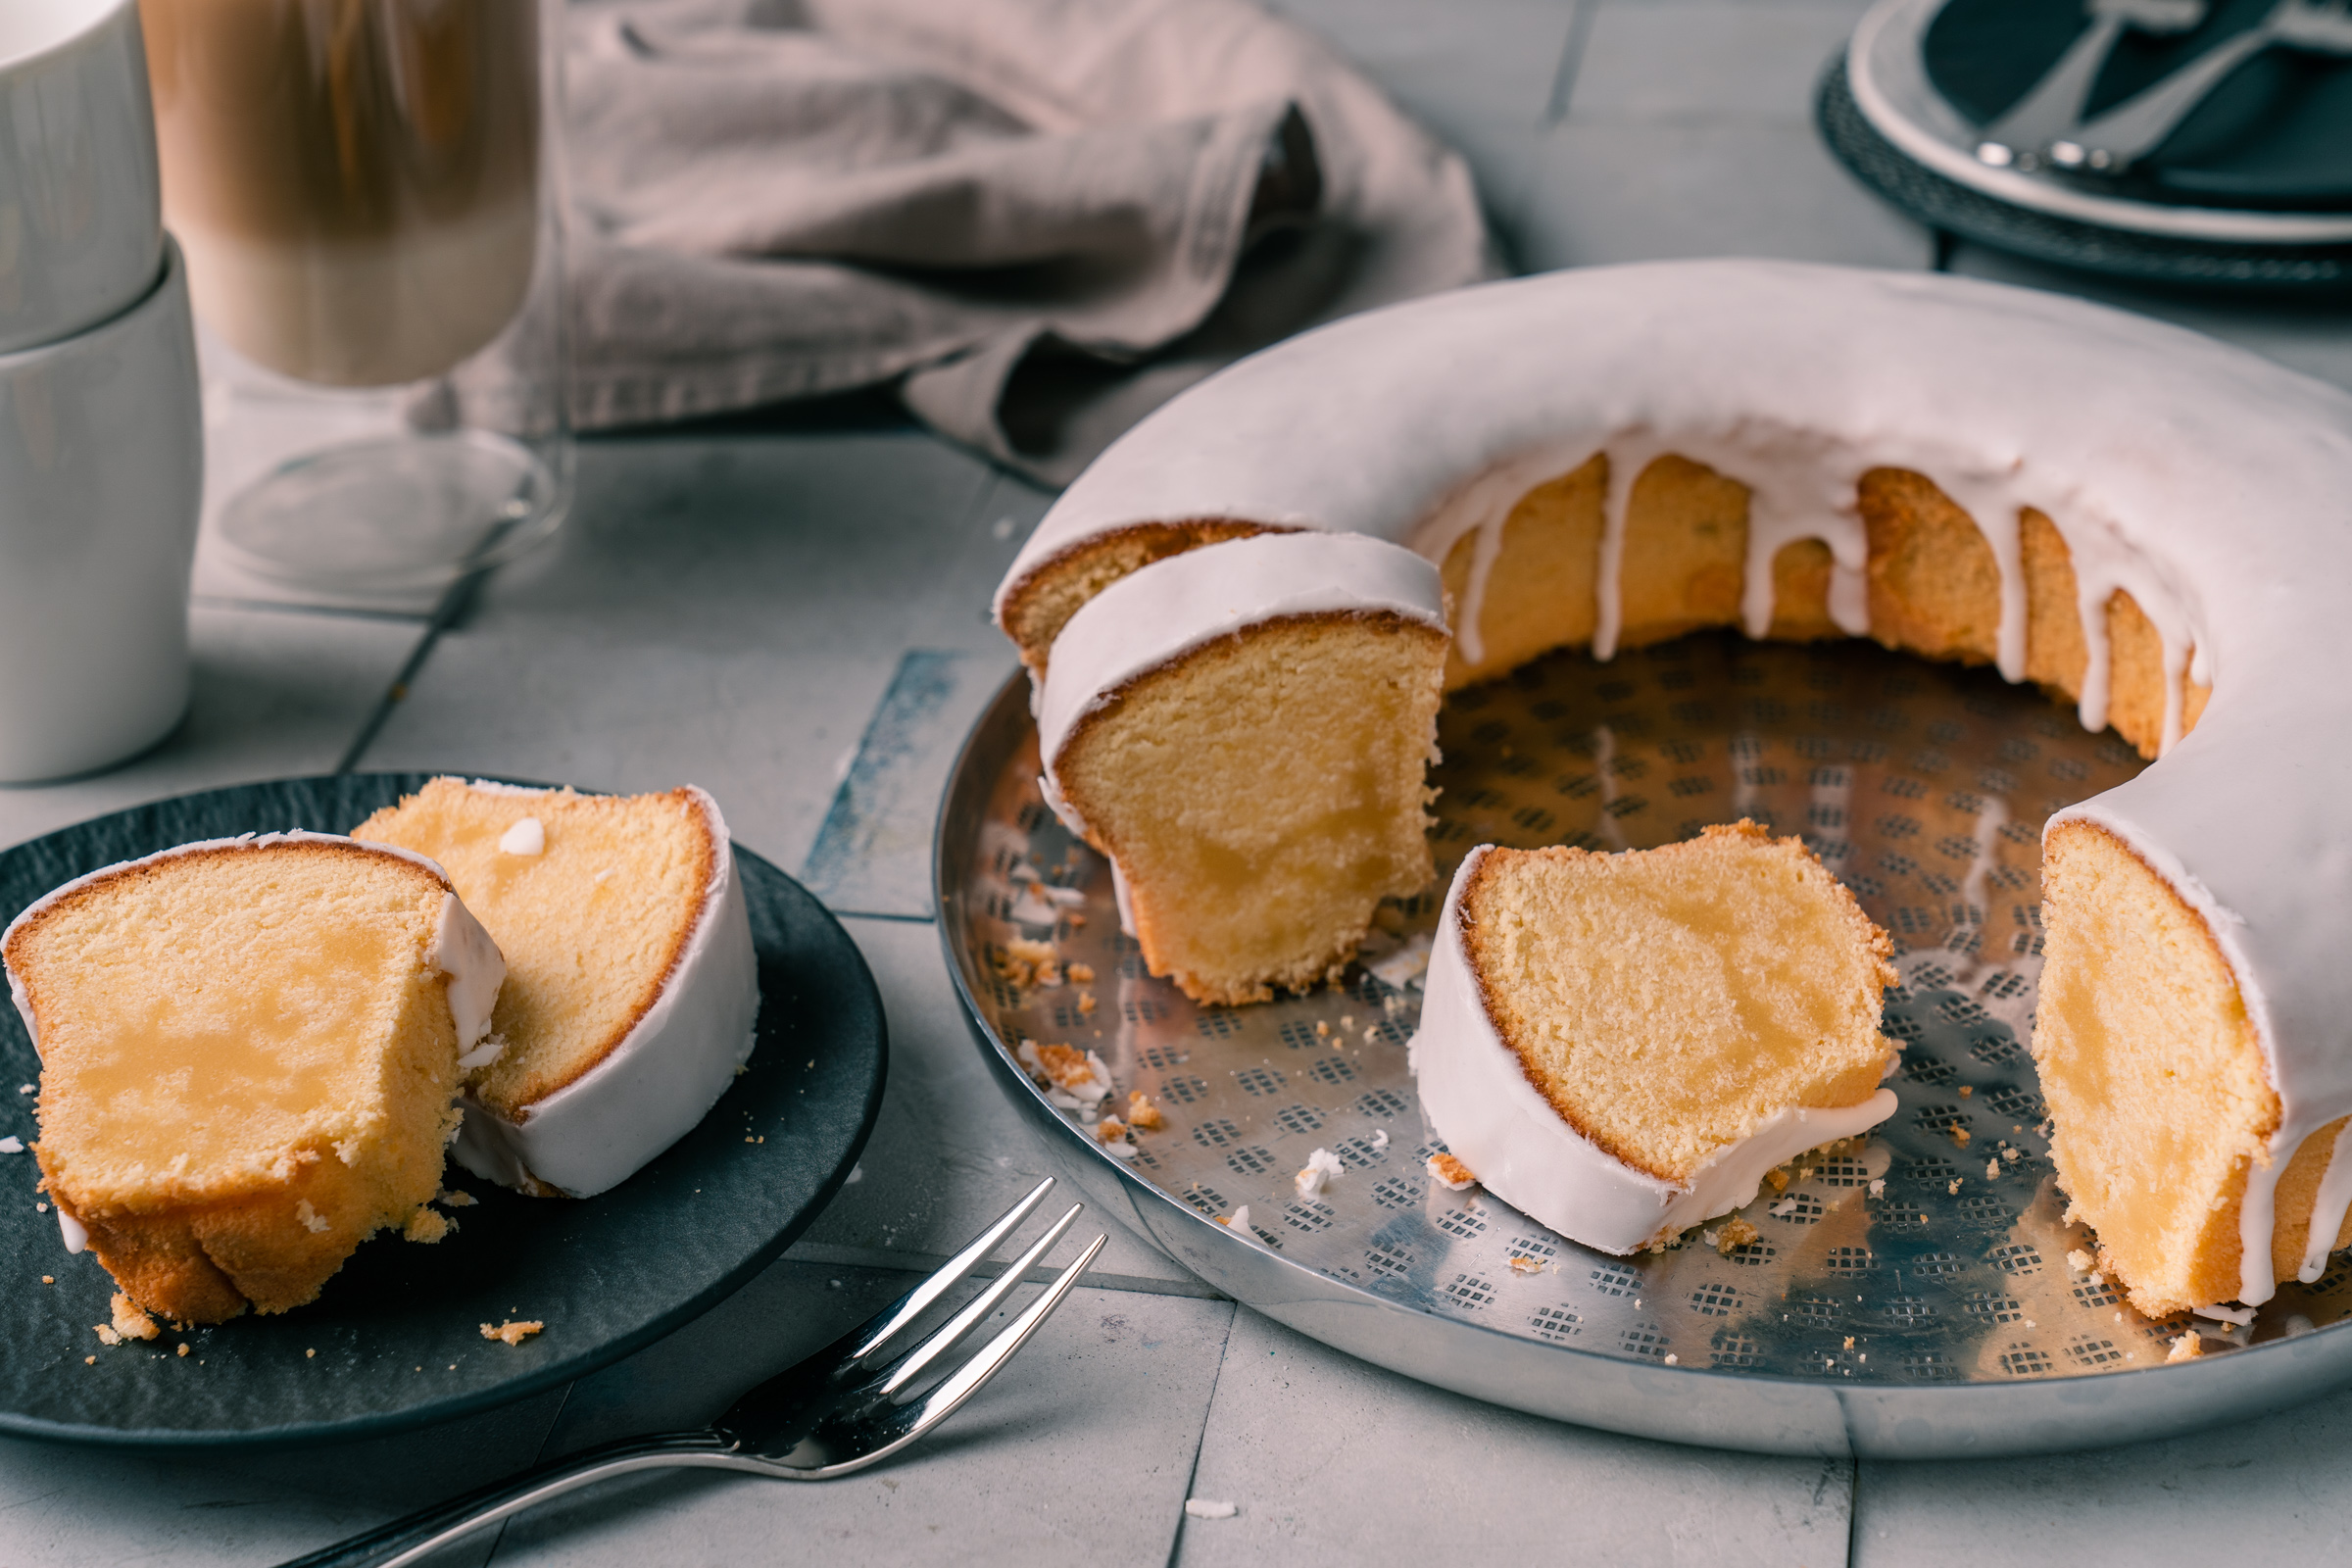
[
  {"x1": 449, "y1": 785, "x2": 760, "y2": 1199},
  {"x1": 1408, "y1": 848, "x2": 1896, "y2": 1252},
  {"x1": 1003, "y1": 261, "x2": 2352, "y2": 1305},
  {"x1": 498, "y1": 816, "x2": 546, "y2": 856},
  {"x1": 1036, "y1": 531, "x2": 1446, "y2": 850}
]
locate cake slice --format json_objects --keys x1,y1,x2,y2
[
  {"x1": 4, "y1": 834, "x2": 505, "y2": 1322},
  {"x1": 1409, "y1": 823, "x2": 1898, "y2": 1252},
  {"x1": 353, "y1": 780, "x2": 759, "y2": 1198},
  {"x1": 1036, "y1": 532, "x2": 1450, "y2": 1005}
]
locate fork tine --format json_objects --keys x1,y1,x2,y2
[
  {"x1": 878, "y1": 1202, "x2": 1083, "y2": 1398},
  {"x1": 899, "y1": 1232, "x2": 1108, "y2": 1432},
  {"x1": 847, "y1": 1176, "x2": 1056, "y2": 1362},
  {"x1": 815, "y1": 1231, "x2": 1109, "y2": 1480}
]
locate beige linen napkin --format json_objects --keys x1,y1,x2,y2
[{"x1": 565, "y1": 0, "x2": 1495, "y2": 483}]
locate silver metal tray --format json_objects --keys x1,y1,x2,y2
[{"x1": 935, "y1": 632, "x2": 2352, "y2": 1457}]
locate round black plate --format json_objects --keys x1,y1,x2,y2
[{"x1": 0, "y1": 775, "x2": 887, "y2": 1448}]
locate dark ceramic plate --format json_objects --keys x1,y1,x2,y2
[{"x1": 0, "y1": 775, "x2": 886, "y2": 1448}]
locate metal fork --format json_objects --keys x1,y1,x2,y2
[
  {"x1": 1975, "y1": 0, "x2": 2208, "y2": 170},
  {"x1": 2053, "y1": 0, "x2": 2352, "y2": 171},
  {"x1": 278, "y1": 1178, "x2": 1105, "y2": 1568}
]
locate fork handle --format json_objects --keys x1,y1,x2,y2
[{"x1": 272, "y1": 1429, "x2": 757, "y2": 1568}]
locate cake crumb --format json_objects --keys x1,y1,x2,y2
[
  {"x1": 995, "y1": 939, "x2": 1063, "y2": 989},
  {"x1": 1765, "y1": 1168, "x2": 1789, "y2": 1194},
  {"x1": 1427, "y1": 1152, "x2": 1478, "y2": 1192},
  {"x1": 2167, "y1": 1332, "x2": 2206, "y2": 1363},
  {"x1": 2003, "y1": 1147, "x2": 2022, "y2": 1163},
  {"x1": 1315, "y1": 1020, "x2": 1331, "y2": 1038},
  {"x1": 405, "y1": 1208, "x2": 455, "y2": 1244},
  {"x1": 437, "y1": 1190, "x2": 477, "y2": 1207},
  {"x1": 480, "y1": 1320, "x2": 545, "y2": 1347},
  {"x1": 110, "y1": 1296, "x2": 160, "y2": 1342},
  {"x1": 1371, "y1": 1129, "x2": 1389, "y2": 1150},
  {"x1": 1985, "y1": 1159, "x2": 2001, "y2": 1180},
  {"x1": 93, "y1": 1325, "x2": 121, "y2": 1347},
  {"x1": 295, "y1": 1199, "x2": 330, "y2": 1234},
  {"x1": 2067, "y1": 1249, "x2": 2094, "y2": 1273},
  {"x1": 1067, "y1": 962, "x2": 1096, "y2": 984},
  {"x1": 40, "y1": 1276, "x2": 52, "y2": 1285},
  {"x1": 1507, "y1": 1254, "x2": 1544, "y2": 1275},
  {"x1": 1843, "y1": 1336, "x2": 1856, "y2": 1350},
  {"x1": 83, "y1": 1356, "x2": 94, "y2": 1365},
  {"x1": 1096, "y1": 1116, "x2": 1128, "y2": 1144},
  {"x1": 1947, "y1": 1179, "x2": 1962, "y2": 1196},
  {"x1": 1126, "y1": 1091, "x2": 1164, "y2": 1130},
  {"x1": 177, "y1": 1344, "x2": 190, "y2": 1358},
  {"x1": 307, "y1": 1349, "x2": 317, "y2": 1358},
  {"x1": 1951, "y1": 1127, "x2": 1972, "y2": 1148},
  {"x1": 1296, "y1": 1148, "x2": 1345, "y2": 1199},
  {"x1": 1716, "y1": 1218, "x2": 1759, "y2": 1254},
  {"x1": 1077, "y1": 992, "x2": 1098, "y2": 1016},
  {"x1": 1663, "y1": 1353, "x2": 1678, "y2": 1365},
  {"x1": 1015, "y1": 1040, "x2": 1112, "y2": 1108},
  {"x1": 1958, "y1": 1085, "x2": 1973, "y2": 1098}
]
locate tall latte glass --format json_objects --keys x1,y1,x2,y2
[{"x1": 141, "y1": 0, "x2": 567, "y2": 591}]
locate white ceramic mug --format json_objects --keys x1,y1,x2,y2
[
  {"x1": 0, "y1": 236, "x2": 200, "y2": 782},
  {"x1": 0, "y1": 0, "x2": 164, "y2": 354}
]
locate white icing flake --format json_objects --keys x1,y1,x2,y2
[
  {"x1": 1295, "y1": 1147, "x2": 1344, "y2": 1199},
  {"x1": 498, "y1": 817, "x2": 546, "y2": 856},
  {"x1": 430, "y1": 892, "x2": 507, "y2": 1054},
  {"x1": 0, "y1": 1136, "x2": 21, "y2": 1153},
  {"x1": 57, "y1": 1207, "x2": 86, "y2": 1253}
]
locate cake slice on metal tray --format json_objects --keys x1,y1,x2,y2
[
  {"x1": 1036, "y1": 531, "x2": 1450, "y2": 1005},
  {"x1": 353, "y1": 778, "x2": 759, "y2": 1198},
  {"x1": 3, "y1": 834, "x2": 506, "y2": 1323},
  {"x1": 1410, "y1": 821, "x2": 1899, "y2": 1253}
]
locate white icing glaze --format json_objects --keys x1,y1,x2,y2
[
  {"x1": 449, "y1": 784, "x2": 760, "y2": 1199},
  {"x1": 1408, "y1": 848, "x2": 1897, "y2": 1252},
  {"x1": 1004, "y1": 261, "x2": 2352, "y2": 1303},
  {"x1": 1035, "y1": 531, "x2": 1446, "y2": 849},
  {"x1": 430, "y1": 892, "x2": 506, "y2": 1054},
  {"x1": 57, "y1": 1205, "x2": 86, "y2": 1253},
  {"x1": 499, "y1": 816, "x2": 546, "y2": 856}
]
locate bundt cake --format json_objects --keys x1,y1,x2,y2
[
  {"x1": 3, "y1": 833, "x2": 505, "y2": 1322},
  {"x1": 1410, "y1": 823, "x2": 1898, "y2": 1254},
  {"x1": 352, "y1": 779, "x2": 759, "y2": 1199},
  {"x1": 994, "y1": 259, "x2": 2352, "y2": 1314}
]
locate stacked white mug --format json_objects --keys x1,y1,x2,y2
[{"x1": 0, "y1": 0, "x2": 201, "y2": 782}]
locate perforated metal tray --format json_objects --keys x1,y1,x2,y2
[{"x1": 935, "y1": 633, "x2": 2352, "y2": 1457}]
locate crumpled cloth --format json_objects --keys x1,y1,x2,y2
[{"x1": 565, "y1": 0, "x2": 1496, "y2": 483}]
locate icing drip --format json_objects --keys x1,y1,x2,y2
[{"x1": 1004, "y1": 261, "x2": 2352, "y2": 1307}]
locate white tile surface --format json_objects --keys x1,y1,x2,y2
[
  {"x1": 0, "y1": 1390, "x2": 562, "y2": 1568},
  {"x1": 1173, "y1": 1307, "x2": 1853, "y2": 1566},
  {"x1": 1516, "y1": 118, "x2": 1933, "y2": 271},
  {"x1": 0, "y1": 604, "x2": 419, "y2": 852},
  {"x1": 1854, "y1": 1380, "x2": 2352, "y2": 1563},
  {"x1": 1570, "y1": 2, "x2": 1863, "y2": 121},
  {"x1": 490, "y1": 1269, "x2": 1235, "y2": 1568},
  {"x1": 353, "y1": 436, "x2": 1045, "y2": 878}
]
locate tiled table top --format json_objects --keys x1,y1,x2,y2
[{"x1": 8, "y1": 3, "x2": 2352, "y2": 1563}]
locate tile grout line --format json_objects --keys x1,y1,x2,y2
[
  {"x1": 1543, "y1": 0, "x2": 1599, "y2": 126},
  {"x1": 1842, "y1": 1453, "x2": 1862, "y2": 1567},
  {"x1": 1160, "y1": 1302, "x2": 1241, "y2": 1568}
]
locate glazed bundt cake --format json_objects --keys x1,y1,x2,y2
[{"x1": 997, "y1": 260, "x2": 2352, "y2": 1314}]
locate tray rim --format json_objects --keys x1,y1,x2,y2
[
  {"x1": 934, "y1": 664, "x2": 2352, "y2": 1458},
  {"x1": 0, "y1": 772, "x2": 889, "y2": 1450}
]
